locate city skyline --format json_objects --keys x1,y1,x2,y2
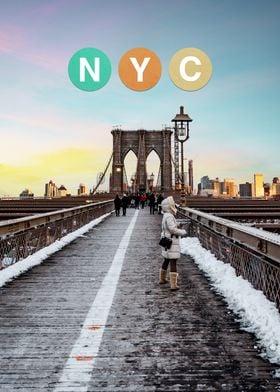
[
  {"x1": 1, "y1": 1, "x2": 280, "y2": 196},
  {"x1": 13, "y1": 169, "x2": 280, "y2": 198}
]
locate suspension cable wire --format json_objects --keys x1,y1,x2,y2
[
  {"x1": 123, "y1": 166, "x2": 128, "y2": 189},
  {"x1": 156, "y1": 163, "x2": 161, "y2": 189},
  {"x1": 92, "y1": 152, "x2": 113, "y2": 194}
]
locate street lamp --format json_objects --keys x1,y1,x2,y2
[
  {"x1": 148, "y1": 172, "x2": 155, "y2": 191},
  {"x1": 130, "y1": 175, "x2": 136, "y2": 193},
  {"x1": 172, "y1": 106, "x2": 192, "y2": 206}
]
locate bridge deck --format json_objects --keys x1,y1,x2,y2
[{"x1": 0, "y1": 208, "x2": 278, "y2": 391}]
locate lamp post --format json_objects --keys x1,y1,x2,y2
[
  {"x1": 130, "y1": 175, "x2": 136, "y2": 194},
  {"x1": 148, "y1": 172, "x2": 155, "y2": 191},
  {"x1": 172, "y1": 106, "x2": 192, "y2": 206}
]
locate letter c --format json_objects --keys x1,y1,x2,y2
[{"x1": 179, "y1": 56, "x2": 201, "y2": 82}]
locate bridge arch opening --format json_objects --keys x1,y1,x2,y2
[
  {"x1": 123, "y1": 150, "x2": 137, "y2": 193},
  {"x1": 146, "y1": 149, "x2": 161, "y2": 191}
]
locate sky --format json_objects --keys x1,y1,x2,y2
[{"x1": 0, "y1": 0, "x2": 279, "y2": 196}]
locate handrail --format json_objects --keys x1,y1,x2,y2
[
  {"x1": 177, "y1": 206, "x2": 280, "y2": 311},
  {"x1": 178, "y1": 207, "x2": 280, "y2": 264},
  {"x1": 0, "y1": 200, "x2": 114, "y2": 238},
  {"x1": 0, "y1": 200, "x2": 114, "y2": 270}
]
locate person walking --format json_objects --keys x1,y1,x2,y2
[
  {"x1": 159, "y1": 196, "x2": 187, "y2": 290},
  {"x1": 140, "y1": 193, "x2": 147, "y2": 209},
  {"x1": 114, "y1": 194, "x2": 122, "y2": 216},
  {"x1": 157, "y1": 193, "x2": 164, "y2": 214},
  {"x1": 134, "y1": 193, "x2": 140, "y2": 209},
  {"x1": 121, "y1": 193, "x2": 129, "y2": 216},
  {"x1": 148, "y1": 191, "x2": 156, "y2": 215}
]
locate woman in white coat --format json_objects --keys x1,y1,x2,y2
[{"x1": 159, "y1": 196, "x2": 187, "y2": 290}]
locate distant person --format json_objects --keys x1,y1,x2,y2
[
  {"x1": 114, "y1": 194, "x2": 121, "y2": 216},
  {"x1": 157, "y1": 193, "x2": 164, "y2": 214},
  {"x1": 148, "y1": 192, "x2": 156, "y2": 215},
  {"x1": 134, "y1": 193, "x2": 140, "y2": 209},
  {"x1": 140, "y1": 193, "x2": 147, "y2": 209},
  {"x1": 121, "y1": 193, "x2": 129, "y2": 216},
  {"x1": 159, "y1": 196, "x2": 187, "y2": 290}
]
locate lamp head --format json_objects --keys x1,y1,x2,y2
[{"x1": 172, "y1": 106, "x2": 192, "y2": 124}]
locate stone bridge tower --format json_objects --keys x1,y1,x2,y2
[{"x1": 110, "y1": 129, "x2": 172, "y2": 193}]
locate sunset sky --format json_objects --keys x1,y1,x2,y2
[{"x1": 0, "y1": 0, "x2": 279, "y2": 196}]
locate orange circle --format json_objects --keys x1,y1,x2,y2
[{"x1": 118, "y1": 47, "x2": 162, "y2": 91}]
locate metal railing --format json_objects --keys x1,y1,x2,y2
[
  {"x1": 177, "y1": 207, "x2": 280, "y2": 311},
  {"x1": 0, "y1": 200, "x2": 114, "y2": 270}
]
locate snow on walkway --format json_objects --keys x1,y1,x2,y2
[
  {"x1": 0, "y1": 212, "x2": 111, "y2": 288},
  {"x1": 181, "y1": 237, "x2": 280, "y2": 368}
]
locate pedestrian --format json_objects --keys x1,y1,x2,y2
[
  {"x1": 159, "y1": 196, "x2": 187, "y2": 290},
  {"x1": 114, "y1": 194, "x2": 121, "y2": 216},
  {"x1": 140, "y1": 193, "x2": 147, "y2": 209},
  {"x1": 157, "y1": 193, "x2": 164, "y2": 214},
  {"x1": 148, "y1": 191, "x2": 156, "y2": 214},
  {"x1": 134, "y1": 193, "x2": 140, "y2": 209},
  {"x1": 121, "y1": 193, "x2": 129, "y2": 216}
]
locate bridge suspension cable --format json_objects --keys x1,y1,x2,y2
[{"x1": 91, "y1": 152, "x2": 113, "y2": 194}]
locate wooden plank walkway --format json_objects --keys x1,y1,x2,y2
[{"x1": 0, "y1": 208, "x2": 279, "y2": 391}]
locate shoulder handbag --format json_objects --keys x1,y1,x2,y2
[{"x1": 159, "y1": 217, "x2": 172, "y2": 250}]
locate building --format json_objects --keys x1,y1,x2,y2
[
  {"x1": 58, "y1": 185, "x2": 67, "y2": 197},
  {"x1": 200, "y1": 176, "x2": 211, "y2": 190},
  {"x1": 221, "y1": 178, "x2": 237, "y2": 197},
  {"x1": 198, "y1": 175, "x2": 222, "y2": 196},
  {"x1": 264, "y1": 183, "x2": 271, "y2": 197},
  {"x1": 44, "y1": 180, "x2": 58, "y2": 198},
  {"x1": 239, "y1": 182, "x2": 253, "y2": 197},
  {"x1": 78, "y1": 183, "x2": 86, "y2": 196},
  {"x1": 212, "y1": 177, "x2": 221, "y2": 196},
  {"x1": 271, "y1": 177, "x2": 280, "y2": 196},
  {"x1": 253, "y1": 173, "x2": 264, "y2": 197}
]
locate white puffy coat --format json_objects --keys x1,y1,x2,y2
[{"x1": 161, "y1": 200, "x2": 186, "y2": 259}]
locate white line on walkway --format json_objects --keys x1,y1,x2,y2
[{"x1": 53, "y1": 210, "x2": 139, "y2": 392}]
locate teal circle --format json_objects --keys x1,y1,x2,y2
[{"x1": 68, "y1": 47, "x2": 111, "y2": 91}]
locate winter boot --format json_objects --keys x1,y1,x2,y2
[
  {"x1": 159, "y1": 268, "x2": 168, "y2": 284},
  {"x1": 170, "y1": 272, "x2": 179, "y2": 290}
]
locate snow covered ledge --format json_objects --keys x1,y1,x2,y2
[
  {"x1": 0, "y1": 213, "x2": 111, "y2": 288},
  {"x1": 181, "y1": 237, "x2": 280, "y2": 369}
]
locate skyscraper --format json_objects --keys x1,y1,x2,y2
[
  {"x1": 222, "y1": 178, "x2": 237, "y2": 197},
  {"x1": 212, "y1": 177, "x2": 221, "y2": 196},
  {"x1": 253, "y1": 174, "x2": 264, "y2": 197},
  {"x1": 44, "y1": 180, "x2": 58, "y2": 198}
]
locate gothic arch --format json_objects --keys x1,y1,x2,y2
[{"x1": 110, "y1": 129, "x2": 172, "y2": 193}]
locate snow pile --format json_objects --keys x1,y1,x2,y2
[
  {"x1": 181, "y1": 237, "x2": 280, "y2": 365},
  {"x1": 0, "y1": 212, "x2": 111, "y2": 288}
]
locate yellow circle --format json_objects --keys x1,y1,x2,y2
[{"x1": 169, "y1": 48, "x2": 212, "y2": 91}]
